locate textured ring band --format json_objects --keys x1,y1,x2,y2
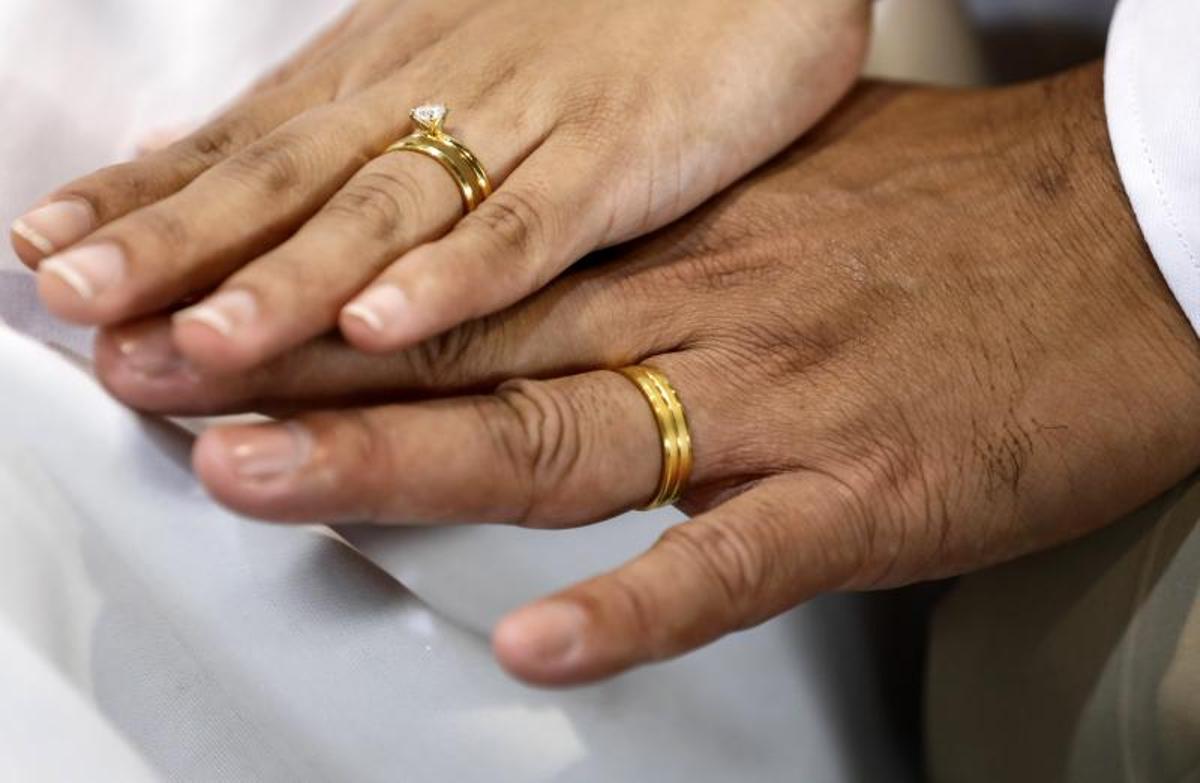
[
  {"x1": 383, "y1": 104, "x2": 492, "y2": 213},
  {"x1": 618, "y1": 365, "x2": 694, "y2": 510}
]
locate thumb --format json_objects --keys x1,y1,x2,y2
[{"x1": 492, "y1": 475, "x2": 866, "y2": 686}]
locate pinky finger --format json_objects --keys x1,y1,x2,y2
[{"x1": 491, "y1": 476, "x2": 866, "y2": 686}]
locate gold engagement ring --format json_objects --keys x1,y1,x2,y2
[{"x1": 384, "y1": 104, "x2": 492, "y2": 213}]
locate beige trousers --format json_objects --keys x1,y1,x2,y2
[{"x1": 927, "y1": 474, "x2": 1200, "y2": 782}]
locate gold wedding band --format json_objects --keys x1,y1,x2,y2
[
  {"x1": 618, "y1": 365, "x2": 694, "y2": 510},
  {"x1": 384, "y1": 104, "x2": 492, "y2": 212}
]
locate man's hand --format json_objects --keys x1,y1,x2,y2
[{"x1": 96, "y1": 63, "x2": 1200, "y2": 686}]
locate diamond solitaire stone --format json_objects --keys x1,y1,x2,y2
[{"x1": 411, "y1": 103, "x2": 447, "y2": 132}]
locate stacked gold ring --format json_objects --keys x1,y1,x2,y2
[
  {"x1": 618, "y1": 365, "x2": 694, "y2": 510},
  {"x1": 384, "y1": 104, "x2": 492, "y2": 212}
]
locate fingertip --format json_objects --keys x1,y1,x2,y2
[
  {"x1": 36, "y1": 242, "x2": 129, "y2": 325},
  {"x1": 338, "y1": 284, "x2": 423, "y2": 353},
  {"x1": 338, "y1": 309, "x2": 407, "y2": 353},
  {"x1": 93, "y1": 321, "x2": 207, "y2": 412},
  {"x1": 172, "y1": 315, "x2": 251, "y2": 371},
  {"x1": 194, "y1": 418, "x2": 328, "y2": 524},
  {"x1": 37, "y1": 262, "x2": 100, "y2": 324},
  {"x1": 193, "y1": 428, "x2": 256, "y2": 515},
  {"x1": 492, "y1": 601, "x2": 597, "y2": 687},
  {"x1": 191, "y1": 427, "x2": 229, "y2": 483},
  {"x1": 172, "y1": 289, "x2": 270, "y2": 373},
  {"x1": 10, "y1": 223, "x2": 48, "y2": 268},
  {"x1": 11, "y1": 198, "x2": 97, "y2": 268}
]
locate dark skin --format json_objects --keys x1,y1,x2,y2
[{"x1": 95, "y1": 62, "x2": 1200, "y2": 686}]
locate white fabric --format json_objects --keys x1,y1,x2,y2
[{"x1": 1106, "y1": 0, "x2": 1200, "y2": 337}]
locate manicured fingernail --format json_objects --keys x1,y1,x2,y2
[
  {"x1": 41, "y1": 243, "x2": 126, "y2": 301},
  {"x1": 507, "y1": 602, "x2": 587, "y2": 667},
  {"x1": 117, "y1": 329, "x2": 191, "y2": 379},
  {"x1": 227, "y1": 422, "x2": 313, "y2": 481},
  {"x1": 343, "y1": 285, "x2": 408, "y2": 333},
  {"x1": 176, "y1": 289, "x2": 258, "y2": 338},
  {"x1": 12, "y1": 199, "x2": 95, "y2": 257}
]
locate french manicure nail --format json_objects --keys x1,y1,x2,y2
[
  {"x1": 176, "y1": 289, "x2": 258, "y2": 339},
  {"x1": 41, "y1": 243, "x2": 126, "y2": 301},
  {"x1": 228, "y1": 422, "x2": 313, "y2": 482},
  {"x1": 12, "y1": 199, "x2": 95, "y2": 257},
  {"x1": 516, "y1": 602, "x2": 587, "y2": 666},
  {"x1": 343, "y1": 285, "x2": 408, "y2": 333}
]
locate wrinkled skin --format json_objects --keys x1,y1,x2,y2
[
  {"x1": 96, "y1": 64, "x2": 1200, "y2": 686},
  {"x1": 13, "y1": 0, "x2": 869, "y2": 370}
]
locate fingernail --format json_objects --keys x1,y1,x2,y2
[
  {"x1": 510, "y1": 602, "x2": 587, "y2": 667},
  {"x1": 12, "y1": 199, "x2": 95, "y2": 257},
  {"x1": 175, "y1": 289, "x2": 258, "y2": 339},
  {"x1": 343, "y1": 285, "x2": 408, "y2": 333},
  {"x1": 227, "y1": 422, "x2": 313, "y2": 482},
  {"x1": 117, "y1": 329, "x2": 191, "y2": 379},
  {"x1": 41, "y1": 243, "x2": 126, "y2": 301}
]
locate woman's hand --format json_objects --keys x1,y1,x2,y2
[
  {"x1": 11, "y1": 0, "x2": 870, "y2": 372},
  {"x1": 95, "y1": 65, "x2": 1200, "y2": 686}
]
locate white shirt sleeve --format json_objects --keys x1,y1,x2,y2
[{"x1": 1106, "y1": 0, "x2": 1200, "y2": 337}]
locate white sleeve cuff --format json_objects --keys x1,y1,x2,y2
[{"x1": 1105, "y1": 0, "x2": 1200, "y2": 337}]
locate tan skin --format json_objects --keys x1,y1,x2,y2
[
  {"x1": 92, "y1": 63, "x2": 1200, "y2": 686},
  {"x1": 11, "y1": 0, "x2": 870, "y2": 370}
]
